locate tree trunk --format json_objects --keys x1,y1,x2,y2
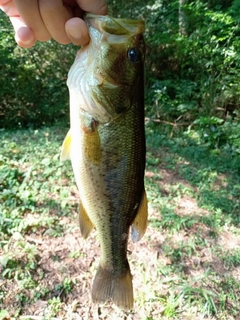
[{"x1": 179, "y1": 0, "x2": 188, "y2": 36}]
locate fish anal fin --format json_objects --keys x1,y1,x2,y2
[
  {"x1": 131, "y1": 189, "x2": 148, "y2": 243},
  {"x1": 92, "y1": 263, "x2": 133, "y2": 311},
  {"x1": 60, "y1": 129, "x2": 71, "y2": 161},
  {"x1": 79, "y1": 201, "x2": 94, "y2": 239}
]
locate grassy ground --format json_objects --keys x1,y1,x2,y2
[{"x1": 0, "y1": 125, "x2": 240, "y2": 320}]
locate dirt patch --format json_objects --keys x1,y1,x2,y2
[
  {"x1": 176, "y1": 195, "x2": 210, "y2": 217},
  {"x1": 1, "y1": 155, "x2": 240, "y2": 319}
]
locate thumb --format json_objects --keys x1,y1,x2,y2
[{"x1": 65, "y1": 17, "x2": 89, "y2": 46}]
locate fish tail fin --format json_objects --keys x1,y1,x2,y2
[{"x1": 91, "y1": 263, "x2": 133, "y2": 311}]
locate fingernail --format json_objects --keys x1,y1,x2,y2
[
  {"x1": 16, "y1": 27, "x2": 35, "y2": 46},
  {"x1": 68, "y1": 28, "x2": 82, "y2": 39},
  {"x1": 22, "y1": 38, "x2": 34, "y2": 45},
  {"x1": 15, "y1": 35, "x2": 35, "y2": 47}
]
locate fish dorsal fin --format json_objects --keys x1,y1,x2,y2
[
  {"x1": 60, "y1": 130, "x2": 72, "y2": 161},
  {"x1": 79, "y1": 201, "x2": 94, "y2": 239},
  {"x1": 131, "y1": 189, "x2": 148, "y2": 243}
]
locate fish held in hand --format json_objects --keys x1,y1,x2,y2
[{"x1": 61, "y1": 14, "x2": 147, "y2": 311}]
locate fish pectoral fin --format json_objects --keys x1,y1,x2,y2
[
  {"x1": 131, "y1": 189, "x2": 148, "y2": 243},
  {"x1": 60, "y1": 129, "x2": 72, "y2": 161},
  {"x1": 92, "y1": 263, "x2": 133, "y2": 311},
  {"x1": 79, "y1": 201, "x2": 94, "y2": 239},
  {"x1": 83, "y1": 128, "x2": 102, "y2": 165}
]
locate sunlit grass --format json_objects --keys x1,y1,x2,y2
[{"x1": 1, "y1": 126, "x2": 240, "y2": 319}]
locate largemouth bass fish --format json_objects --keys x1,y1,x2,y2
[{"x1": 61, "y1": 14, "x2": 148, "y2": 310}]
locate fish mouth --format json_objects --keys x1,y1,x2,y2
[{"x1": 85, "y1": 14, "x2": 145, "y2": 37}]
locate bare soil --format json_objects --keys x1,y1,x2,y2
[{"x1": 1, "y1": 166, "x2": 239, "y2": 320}]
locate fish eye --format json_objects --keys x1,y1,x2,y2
[{"x1": 127, "y1": 47, "x2": 141, "y2": 63}]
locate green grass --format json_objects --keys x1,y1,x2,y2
[
  {"x1": 144, "y1": 124, "x2": 240, "y2": 319},
  {"x1": 1, "y1": 125, "x2": 240, "y2": 319}
]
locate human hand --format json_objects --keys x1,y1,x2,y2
[{"x1": 0, "y1": 0, "x2": 108, "y2": 48}]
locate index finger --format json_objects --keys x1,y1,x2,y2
[
  {"x1": 75, "y1": 0, "x2": 108, "y2": 15},
  {"x1": 14, "y1": 0, "x2": 51, "y2": 41}
]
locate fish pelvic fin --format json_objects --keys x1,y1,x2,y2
[
  {"x1": 131, "y1": 189, "x2": 148, "y2": 243},
  {"x1": 79, "y1": 201, "x2": 94, "y2": 239},
  {"x1": 60, "y1": 129, "x2": 71, "y2": 161},
  {"x1": 91, "y1": 263, "x2": 134, "y2": 311}
]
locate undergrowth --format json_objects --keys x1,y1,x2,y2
[{"x1": 0, "y1": 126, "x2": 240, "y2": 319}]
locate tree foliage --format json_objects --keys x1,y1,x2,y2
[
  {"x1": 0, "y1": 11, "x2": 77, "y2": 128},
  {"x1": 1, "y1": 0, "x2": 240, "y2": 151}
]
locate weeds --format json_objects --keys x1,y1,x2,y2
[{"x1": 1, "y1": 126, "x2": 240, "y2": 319}]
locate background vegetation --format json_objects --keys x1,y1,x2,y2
[
  {"x1": 1, "y1": 1, "x2": 240, "y2": 144},
  {"x1": 1, "y1": 0, "x2": 240, "y2": 319}
]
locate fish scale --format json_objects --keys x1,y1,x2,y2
[{"x1": 61, "y1": 14, "x2": 148, "y2": 310}]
